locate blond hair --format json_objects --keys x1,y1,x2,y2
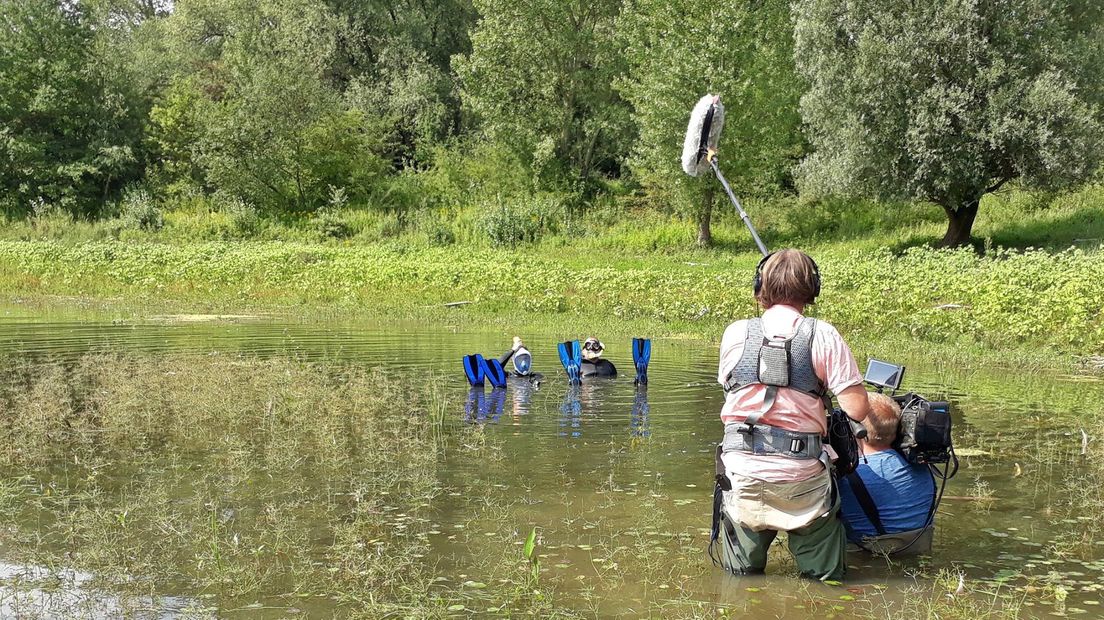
[
  {"x1": 864, "y1": 392, "x2": 902, "y2": 447},
  {"x1": 756, "y1": 249, "x2": 819, "y2": 309}
]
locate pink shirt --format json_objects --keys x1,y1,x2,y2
[{"x1": 717, "y1": 305, "x2": 862, "y2": 482}]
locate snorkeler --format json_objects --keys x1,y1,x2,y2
[
  {"x1": 499, "y1": 336, "x2": 542, "y2": 385},
  {"x1": 462, "y1": 336, "x2": 541, "y2": 388},
  {"x1": 580, "y1": 337, "x2": 616, "y2": 378},
  {"x1": 558, "y1": 337, "x2": 650, "y2": 385}
]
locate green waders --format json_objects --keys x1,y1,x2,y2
[{"x1": 715, "y1": 490, "x2": 847, "y2": 581}]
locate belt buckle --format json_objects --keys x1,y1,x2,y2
[{"x1": 790, "y1": 438, "x2": 806, "y2": 454}]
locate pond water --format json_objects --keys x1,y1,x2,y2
[{"x1": 1, "y1": 302, "x2": 1103, "y2": 618}]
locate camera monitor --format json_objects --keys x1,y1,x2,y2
[{"x1": 864, "y1": 358, "x2": 905, "y2": 391}]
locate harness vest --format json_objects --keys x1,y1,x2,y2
[
  {"x1": 720, "y1": 317, "x2": 828, "y2": 461},
  {"x1": 723, "y1": 317, "x2": 823, "y2": 396}
]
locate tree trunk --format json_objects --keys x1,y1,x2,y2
[
  {"x1": 697, "y1": 186, "x2": 714, "y2": 247},
  {"x1": 940, "y1": 200, "x2": 979, "y2": 247}
]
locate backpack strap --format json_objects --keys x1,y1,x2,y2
[
  {"x1": 845, "y1": 471, "x2": 887, "y2": 536},
  {"x1": 723, "y1": 319, "x2": 765, "y2": 392}
]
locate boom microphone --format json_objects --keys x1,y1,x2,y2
[
  {"x1": 681, "y1": 94, "x2": 769, "y2": 256},
  {"x1": 682, "y1": 95, "x2": 725, "y2": 177}
]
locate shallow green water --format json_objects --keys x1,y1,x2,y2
[{"x1": 1, "y1": 301, "x2": 1102, "y2": 618}]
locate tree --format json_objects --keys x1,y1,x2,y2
[
  {"x1": 0, "y1": 0, "x2": 144, "y2": 216},
  {"x1": 618, "y1": 0, "x2": 803, "y2": 247},
  {"x1": 455, "y1": 0, "x2": 633, "y2": 191},
  {"x1": 793, "y1": 0, "x2": 1104, "y2": 247},
  {"x1": 326, "y1": 0, "x2": 476, "y2": 167},
  {"x1": 152, "y1": 0, "x2": 390, "y2": 212}
]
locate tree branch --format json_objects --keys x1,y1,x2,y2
[{"x1": 985, "y1": 176, "x2": 1011, "y2": 194}]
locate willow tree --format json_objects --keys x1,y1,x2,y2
[
  {"x1": 618, "y1": 0, "x2": 802, "y2": 247},
  {"x1": 151, "y1": 0, "x2": 390, "y2": 212},
  {"x1": 793, "y1": 0, "x2": 1104, "y2": 247}
]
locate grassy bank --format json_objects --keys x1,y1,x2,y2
[
  {"x1": 1, "y1": 186, "x2": 1103, "y2": 369},
  {"x1": 1, "y1": 240, "x2": 1103, "y2": 362}
]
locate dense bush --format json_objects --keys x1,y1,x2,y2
[
  {"x1": 478, "y1": 195, "x2": 566, "y2": 247},
  {"x1": 119, "y1": 189, "x2": 163, "y2": 231}
]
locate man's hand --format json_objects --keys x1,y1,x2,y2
[{"x1": 836, "y1": 384, "x2": 871, "y2": 422}]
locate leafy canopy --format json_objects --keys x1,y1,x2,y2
[
  {"x1": 0, "y1": 0, "x2": 144, "y2": 215},
  {"x1": 455, "y1": 0, "x2": 633, "y2": 189}
]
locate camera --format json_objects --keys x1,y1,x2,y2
[{"x1": 864, "y1": 359, "x2": 955, "y2": 467}]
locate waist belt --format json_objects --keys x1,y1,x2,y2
[{"x1": 722, "y1": 422, "x2": 823, "y2": 459}]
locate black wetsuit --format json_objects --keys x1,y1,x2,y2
[{"x1": 581, "y1": 359, "x2": 616, "y2": 378}]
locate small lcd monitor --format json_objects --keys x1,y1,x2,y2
[{"x1": 864, "y1": 358, "x2": 905, "y2": 391}]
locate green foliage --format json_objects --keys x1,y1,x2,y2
[
  {"x1": 118, "y1": 187, "x2": 163, "y2": 231},
  {"x1": 4, "y1": 228, "x2": 1104, "y2": 354},
  {"x1": 329, "y1": 0, "x2": 475, "y2": 165},
  {"x1": 479, "y1": 195, "x2": 564, "y2": 247},
  {"x1": 617, "y1": 0, "x2": 803, "y2": 229},
  {"x1": 0, "y1": 0, "x2": 144, "y2": 215},
  {"x1": 415, "y1": 140, "x2": 535, "y2": 210},
  {"x1": 456, "y1": 0, "x2": 633, "y2": 188},
  {"x1": 793, "y1": 0, "x2": 1104, "y2": 244},
  {"x1": 152, "y1": 0, "x2": 391, "y2": 213}
]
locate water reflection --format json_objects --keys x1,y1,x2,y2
[
  {"x1": 631, "y1": 386, "x2": 650, "y2": 440},
  {"x1": 3, "y1": 306, "x2": 1104, "y2": 616},
  {"x1": 463, "y1": 375, "x2": 543, "y2": 425},
  {"x1": 463, "y1": 387, "x2": 506, "y2": 424},
  {"x1": 559, "y1": 385, "x2": 582, "y2": 437},
  {"x1": 508, "y1": 375, "x2": 540, "y2": 422}
]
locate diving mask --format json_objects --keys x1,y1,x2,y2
[{"x1": 513, "y1": 347, "x2": 532, "y2": 376}]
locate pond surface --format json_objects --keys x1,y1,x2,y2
[{"x1": 1, "y1": 301, "x2": 1103, "y2": 618}]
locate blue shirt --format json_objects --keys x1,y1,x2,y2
[{"x1": 838, "y1": 450, "x2": 935, "y2": 542}]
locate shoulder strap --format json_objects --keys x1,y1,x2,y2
[
  {"x1": 723, "y1": 319, "x2": 765, "y2": 392},
  {"x1": 845, "y1": 471, "x2": 887, "y2": 536},
  {"x1": 788, "y1": 317, "x2": 824, "y2": 396}
]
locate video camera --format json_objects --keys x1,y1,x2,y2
[{"x1": 863, "y1": 359, "x2": 955, "y2": 468}]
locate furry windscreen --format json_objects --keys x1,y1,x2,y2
[{"x1": 681, "y1": 95, "x2": 725, "y2": 177}]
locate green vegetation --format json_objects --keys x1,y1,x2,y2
[
  {"x1": 794, "y1": 0, "x2": 1104, "y2": 245},
  {"x1": 2, "y1": 186, "x2": 1103, "y2": 364},
  {"x1": 0, "y1": 353, "x2": 569, "y2": 616},
  {"x1": 0, "y1": 351, "x2": 1094, "y2": 617},
  {"x1": 3, "y1": 0, "x2": 1102, "y2": 250}
]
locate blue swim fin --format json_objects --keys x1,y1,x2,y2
[
  {"x1": 558, "y1": 340, "x2": 582, "y2": 385},
  {"x1": 632, "y1": 338, "x2": 651, "y2": 386},
  {"x1": 463, "y1": 354, "x2": 485, "y2": 386},
  {"x1": 482, "y1": 356, "x2": 508, "y2": 389}
]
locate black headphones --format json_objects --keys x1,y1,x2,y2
[{"x1": 752, "y1": 251, "x2": 822, "y2": 302}]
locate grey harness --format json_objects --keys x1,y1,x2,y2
[
  {"x1": 722, "y1": 422, "x2": 823, "y2": 459},
  {"x1": 723, "y1": 317, "x2": 822, "y2": 396},
  {"x1": 721, "y1": 317, "x2": 828, "y2": 461}
]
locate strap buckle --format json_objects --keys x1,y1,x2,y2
[{"x1": 790, "y1": 438, "x2": 806, "y2": 454}]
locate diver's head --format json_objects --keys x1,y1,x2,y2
[
  {"x1": 513, "y1": 347, "x2": 532, "y2": 376},
  {"x1": 582, "y1": 337, "x2": 604, "y2": 362}
]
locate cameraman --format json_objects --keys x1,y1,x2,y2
[
  {"x1": 713, "y1": 249, "x2": 871, "y2": 581},
  {"x1": 838, "y1": 393, "x2": 936, "y2": 552}
]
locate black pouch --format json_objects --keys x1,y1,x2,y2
[{"x1": 826, "y1": 408, "x2": 860, "y2": 476}]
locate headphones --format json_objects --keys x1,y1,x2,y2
[{"x1": 752, "y1": 251, "x2": 821, "y2": 302}]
